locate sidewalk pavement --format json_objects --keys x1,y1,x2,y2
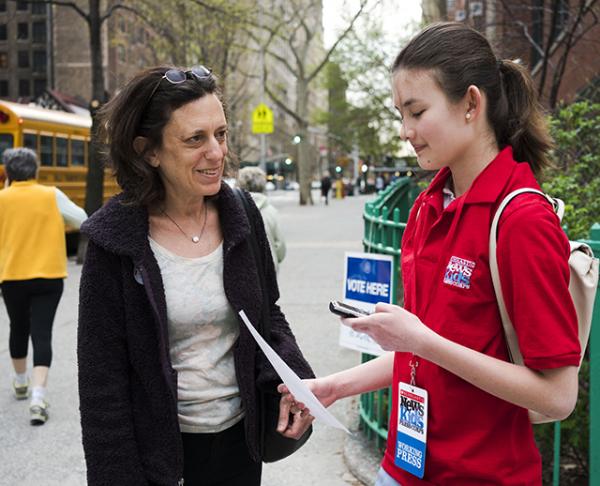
[{"x1": 0, "y1": 189, "x2": 382, "y2": 485}]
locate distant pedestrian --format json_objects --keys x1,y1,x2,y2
[
  {"x1": 77, "y1": 66, "x2": 314, "y2": 486},
  {"x1": 237, "y1": 166, "x2": 286, "y2": 272},
  {"x1": 0, "y1": 148, "x2": 86, "y2": 425},
  {"x1": 280, "y1": 22, "x2": 580, "y2": 486},
  {"x1": 375, "y1": 174, "x2": 385, "y2": 191},
  {"x1": 320, "y1": 171, "x2": 332, "y2": 205}
]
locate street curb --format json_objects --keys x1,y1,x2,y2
[{"x1": 343, "y1": 398, "x2": 384, "y2": 486}]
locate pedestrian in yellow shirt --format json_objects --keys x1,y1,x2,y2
[{"x1": 0, "y1": 148, "x2": 86, "y2": 425}]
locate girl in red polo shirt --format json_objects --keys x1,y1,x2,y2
[{"x1": 278, "y1": 22, "x2": 581, "y2": 485}]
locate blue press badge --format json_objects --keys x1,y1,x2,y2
[{"x1": 395, "y1": 382, "x2": 428, "y2": 478}]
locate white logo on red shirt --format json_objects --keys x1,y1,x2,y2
[{"x1": 443, "y1": 256, "x2": 476, "y2": 289}]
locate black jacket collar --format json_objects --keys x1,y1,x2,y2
[{"x1": 82, "y1": 182, "x2": 250, "y2": 260}]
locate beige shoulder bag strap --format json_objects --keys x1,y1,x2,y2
[{"x1": 489, "y1": 188, "x2": 557, "y2": 365}]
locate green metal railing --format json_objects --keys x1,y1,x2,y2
[
  {"x1": 359, "y1": 181, "x2": 600, "y2": 485},
  {"x1": 360, "y1": 177, "x2": 416, "y2": 449}
]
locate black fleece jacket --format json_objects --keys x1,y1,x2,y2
[{"x1": 78, "y1": 183, "x2": 314, "y2": 486}]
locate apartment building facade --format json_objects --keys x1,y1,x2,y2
[
  {"x1": 0, "y1": 0, "x2": 51, "y2": 100},
  {"x1": 423, "y1": 0, "x2": 600, "y2": 106}
]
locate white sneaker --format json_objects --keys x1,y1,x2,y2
[{"x1": 30, "y1": 400, "x2": 49, "y2": 426}]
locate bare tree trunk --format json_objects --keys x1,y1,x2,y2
[
  {"x1": 295, "y1": 79, "x2": 313, "y2": 205},
  {"x1": 85, "y1": 0, "x2": 106, "y2": 216},
  {"x1": 537, "y1": 0, "x2": 560, "y2": 97},
  {"x1": 297, "y1": 124, "x2": 312, "y2": 205},
  {"x1": 78, "y1": 0, "x2": 106, "y2": 263}
]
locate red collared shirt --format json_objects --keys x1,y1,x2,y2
[{"x1": 382, "y1": 147, "x2": 580, "y2": 485}]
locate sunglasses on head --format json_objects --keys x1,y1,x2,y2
[{"x1": 146, "y1": 65, "x2": 213, "y2": 106}]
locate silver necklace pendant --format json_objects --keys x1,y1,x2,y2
[{"x1": 162, "y1": 203, "x2": 208, "y2": 244}]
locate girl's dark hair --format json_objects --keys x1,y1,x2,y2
[
  {"x1": 97, "y1": 66, "x2": 232, "y2": 206},
  {"x1": 392, "y1": 22, "x2": 553, "y2": 175}
]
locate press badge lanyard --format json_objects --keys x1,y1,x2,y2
[{"x1": 395, "y1": 355, "x2": 428, "y2": 479}]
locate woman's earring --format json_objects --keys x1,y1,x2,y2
[{"x1": 465, "y1": 112, "x2": 472, "y2": 120}]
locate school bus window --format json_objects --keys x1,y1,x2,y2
[
  {"x1": 24, "y1": 132, "x2": 37, "y2": 152},
  {"x1": 40, "y1": 135, "x2": 53, "y2": 166},
  {"x1": 56, "y1": 137, "x2": 68, "y2": 167},
  {"x1": 71, "y1": 139, "x2": 85, "y2": 166},
  {"x1": 0, "y1": 133, "x2": 13, "y2": 159}
]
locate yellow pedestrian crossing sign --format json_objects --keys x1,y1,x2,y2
[{"x1": 252, "y1": 103, "x2": 274, "y2": 134}]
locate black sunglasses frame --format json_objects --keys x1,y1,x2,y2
[{"x1": 145, "y1": 66, "x2": 213, "y2": 109}]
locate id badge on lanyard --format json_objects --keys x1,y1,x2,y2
[{"x1": 395, "y1": 359, "x2": 428, "y2": 478}]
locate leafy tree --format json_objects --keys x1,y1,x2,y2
[
  {"x1": 320, "y1": 61, "x2": 352, "y2": 167},
  {"x1": 18, "y1": 0, "x2": 130, "y2": 216},
  {"x1": 320, "y1": 12, "x2": 418, "y2": 169},
  {"x1": 257, "y1": 0, "x2": 369, "y2": 204},
  {"x1": 542, "y1": 101, "x2": 600, "y2": 239},
  {"x1": 135, "y1": 0, "x2": 372, "y2": 204}
]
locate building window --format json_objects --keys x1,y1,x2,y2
[
  {"x1": 32, "y1": 2, "x2": 46, "y2": 15},
  {"x1": 0, "y1": 24, "x2": 7, "y2": 41},
  {"x1": 18, "y1": 51, "x2": 29, "y2": 68},
  {"x1": 19, "y1": 79, "x2": 30, "y2": 97},
  {"x1": 33, "y1": 21, "x2": 46, "y2": 43},
  {"x1": 33, "y1": 78, "x2": 46, "y2": 97},
  {"x1": 17, "y1": 23, "x2": 28, "y2": 40},
  {"x1": 0, "y1": 52, "x2": 7, "y2": 69},
  {"x1": 0, "y1": 80, "x2": 8, "y2": 97},
  {"x1": 32, "y1": 50, "x2": 46, "y2": 74},
  {"x1": 0, "y1": 2, "x2": 6, "y2": 13},
  {"x1": 17, "y1": 1, "x2": 28, "y2": 11}
]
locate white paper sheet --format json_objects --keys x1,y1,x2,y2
[{"x1": 239, "y1": 310, "x2": 350, "y2": 433}]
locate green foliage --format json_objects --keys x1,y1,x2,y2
[
  {"x1": 542, "y1": 101, "x2": 600, "y2": 239},
  {"x1": 319, "y1": 62, "x2": 353, "y2": 153},
  {"x1": 320, "y1": 15, "x2": 414, "y2": 162}
]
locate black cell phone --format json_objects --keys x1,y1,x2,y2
[{"x1": 329, "y1": 300, "x2": 371, "y2": 319}]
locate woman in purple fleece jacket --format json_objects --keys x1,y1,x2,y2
[{"x1": 77, "y1": 66, "x2": 314, "y2": 486}]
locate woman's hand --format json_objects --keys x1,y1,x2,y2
[
  {"x1": 275, "y1": 377, "x2": 338, "y2": 438},
  {"x1": 344, "y1": 302, "x2": 433, "y2": 353},
  {"x1": 275, "y1": 384, "x2": 313, "y2": 439}
]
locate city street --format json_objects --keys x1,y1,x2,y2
[{"x1": 0, "y1": 189, "x2": 377, "y2": 486}]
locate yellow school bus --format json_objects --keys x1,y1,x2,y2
[{"x1": 0, "y1": 100, "x2": 119, "y2": 210}]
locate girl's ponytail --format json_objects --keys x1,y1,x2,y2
[{"x1": 493, "y1": 59, "x2": 554, "y2": 175}]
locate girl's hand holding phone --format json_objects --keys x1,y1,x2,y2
[{"x1": 343, "y1": 302, "x2": 433, "y2": 354}]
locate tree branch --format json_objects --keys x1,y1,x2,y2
[
  {"x1": 264, "y1": 81, "x2": 305, "y2": 126},
  {"x1": 17, "y1": 0, "x2": 89, "y2": 21},
  {"x1": 100, "y1": 3, "x2": 140, "y2": 24},
  {"x1": 307, "y1": 0, "x2": 370, "y2": 84}
]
